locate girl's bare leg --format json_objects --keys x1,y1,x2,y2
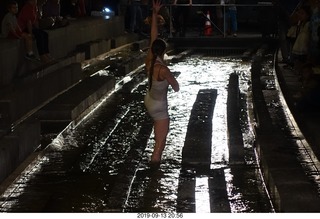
[{"x1": 151, "y1": 118, "x2": 169, "y2": 164}]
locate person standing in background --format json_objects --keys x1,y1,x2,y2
[
  {"x1": 291, "y1": 5, "x2": 311, "y2": 74},
  {"x1": 119, "y1": 0, "x2": 129, "y2": 16},
  {"x1": 272, "y1": 0, "x2": 302, "y2": 63},
  {"x1": 225, "y1": 0, "x2": 237, "y2": 37},
  {"x1": 118, "y1": 0, "x2": 130, "y2": 31},
  {"x1": 60, "y1": 0, "x2": 84, "y2": 19},
  {"x1": 41, "y1": 0, "x2": 69, "y2": 28},
  {"x1": 173, "y1": 0, "x2": 192, "y2": 37},
  {"x1": 215, "y1": 0, "x2": 223, "y2": 35},
  {"x1": 129, "y1": 0, "x2": 143, "y2": 33},
  {"x1": 308, "y1": 0, "x2": 320, "y2": 65}
]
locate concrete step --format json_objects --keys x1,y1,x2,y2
[
  {"x1": 37, "y1": 74, "x2": 116, "y2": 126},
  {"x1": 0, "y1": 118, "x2": 40, "y2": 183},
  {"x1": 0, "y1": 63, "x2": 82, "y2": 132}
]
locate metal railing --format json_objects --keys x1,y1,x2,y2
[{"x1": 162, "y1": 2, "x2": 274, "y2": 37}]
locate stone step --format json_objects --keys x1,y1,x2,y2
[
  {"x1": 37, "y1": 74, "x2": 115, "y2": 126},
  {"x1": 0, "y1": 63, "x2": 82, "y2": 131},
  {"x1": 0, "y1": 118, "x2": 40, "y2": 183}
]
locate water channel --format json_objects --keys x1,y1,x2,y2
[{"x1": 0, "y1": 51, "x2": 275, "y2": 213}]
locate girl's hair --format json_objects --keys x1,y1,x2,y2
[{"x1": 148, "y1": 38, "x2": 166, "y2": 90}]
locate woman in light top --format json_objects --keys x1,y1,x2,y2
[{"x1": 144, "y1": 0, "x2": 180, "y2": 167}]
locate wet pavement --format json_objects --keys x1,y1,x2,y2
[{"x1": 0, "y1": 40, "x2": 319, "y2": 213}]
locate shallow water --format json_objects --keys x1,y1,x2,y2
[
  {"x1": 127, "y1": 54, "x2": 272, "y2": 213},
  {"x1": 0, "y1": 53, "x2": 275, "y2": 213}
]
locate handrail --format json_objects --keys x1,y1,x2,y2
[
  {"x1": 162, "y1": 3, "x2": 274, "y2": 37},
  {"x1": 128, "y1": 2, "x2": 273, "y2": 6}
]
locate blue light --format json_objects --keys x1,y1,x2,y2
[{"x1": 103, "y1": 7, "x2": 111, "y2": 13}]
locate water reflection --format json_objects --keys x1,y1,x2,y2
[{"x1": 195, "y1": 177, "x2": 210, "y2": 213}]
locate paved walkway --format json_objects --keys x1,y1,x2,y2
[{"x1": 275, "y1": 51, "x2": 320, "y2": 162}]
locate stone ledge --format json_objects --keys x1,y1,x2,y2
[
  {"x1": 0, "y1": 16, "x2": 126, "y2": 86},
  {"x1": 37, "y1": 74, "x2": 115, "y2": 125}
]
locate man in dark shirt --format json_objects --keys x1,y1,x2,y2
[{"x1": 173, "y1": 0, "x2": 192, "y2": 37}]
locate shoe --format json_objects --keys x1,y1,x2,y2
[{"x1": 25, "y1": 54, "x2": 40, "y2": 62}]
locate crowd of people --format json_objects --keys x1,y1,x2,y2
[
  {"x1": 0, "y1": 0, "x2": 89, "y2": 63},
  {"x1": 0, "y1": 0, "x2": 125, "y2": 63},
  {"x1": 274, "y1": 0, "x2": 320, "y2": 112},
  {"x1": 0, "y1": 0, "x2": 241, "y2": 65},
  {"x1": 0, "y1": 0, "x2": 319, "y2": 98}
]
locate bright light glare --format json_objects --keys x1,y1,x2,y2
[
  {"x1": 103, "y1": 7, "x2": 111, "y2": 13},
  {"x1": 195, "y1": 177, "x2": 211, "y2": 213}
]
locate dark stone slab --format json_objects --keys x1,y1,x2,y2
[
  {"x1": 208, "y1": 168, "x2": 231, "y2": 212},
  {"x1": 227, "y1": 73, "x2": 244, "y2": 165},
  {"x1": 182, "y1": 89, "x2": 217, "y2": 169}
]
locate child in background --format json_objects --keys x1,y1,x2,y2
[{"x1": 1, "y1": 0, "x2": 37, "y2": 61}]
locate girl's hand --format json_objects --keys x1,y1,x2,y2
[{"x1": 153, "y1": 0, "x2": 162, "y2": 14}]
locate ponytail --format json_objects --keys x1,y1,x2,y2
[
  {"x1": 149, "y1": 54, "x2": 157, "y2": 90},
  {"x1": 148, "y1": 38, "x2": 167, "y2": 90}
]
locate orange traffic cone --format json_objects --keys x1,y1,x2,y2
[{"x1": 204, "y1": 11, "x2": 213, "y2": 36}]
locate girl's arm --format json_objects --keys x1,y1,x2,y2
[
  {"x1": 161, "y1": 67, "x2": 180, "y2": 92},
  {"x1": 145, "y1": 0, "x2": 162, "y2": 71}
]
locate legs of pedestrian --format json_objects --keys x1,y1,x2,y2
[{"x1": 32, "y1": 28, "x2": 52, "y2": 63}]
